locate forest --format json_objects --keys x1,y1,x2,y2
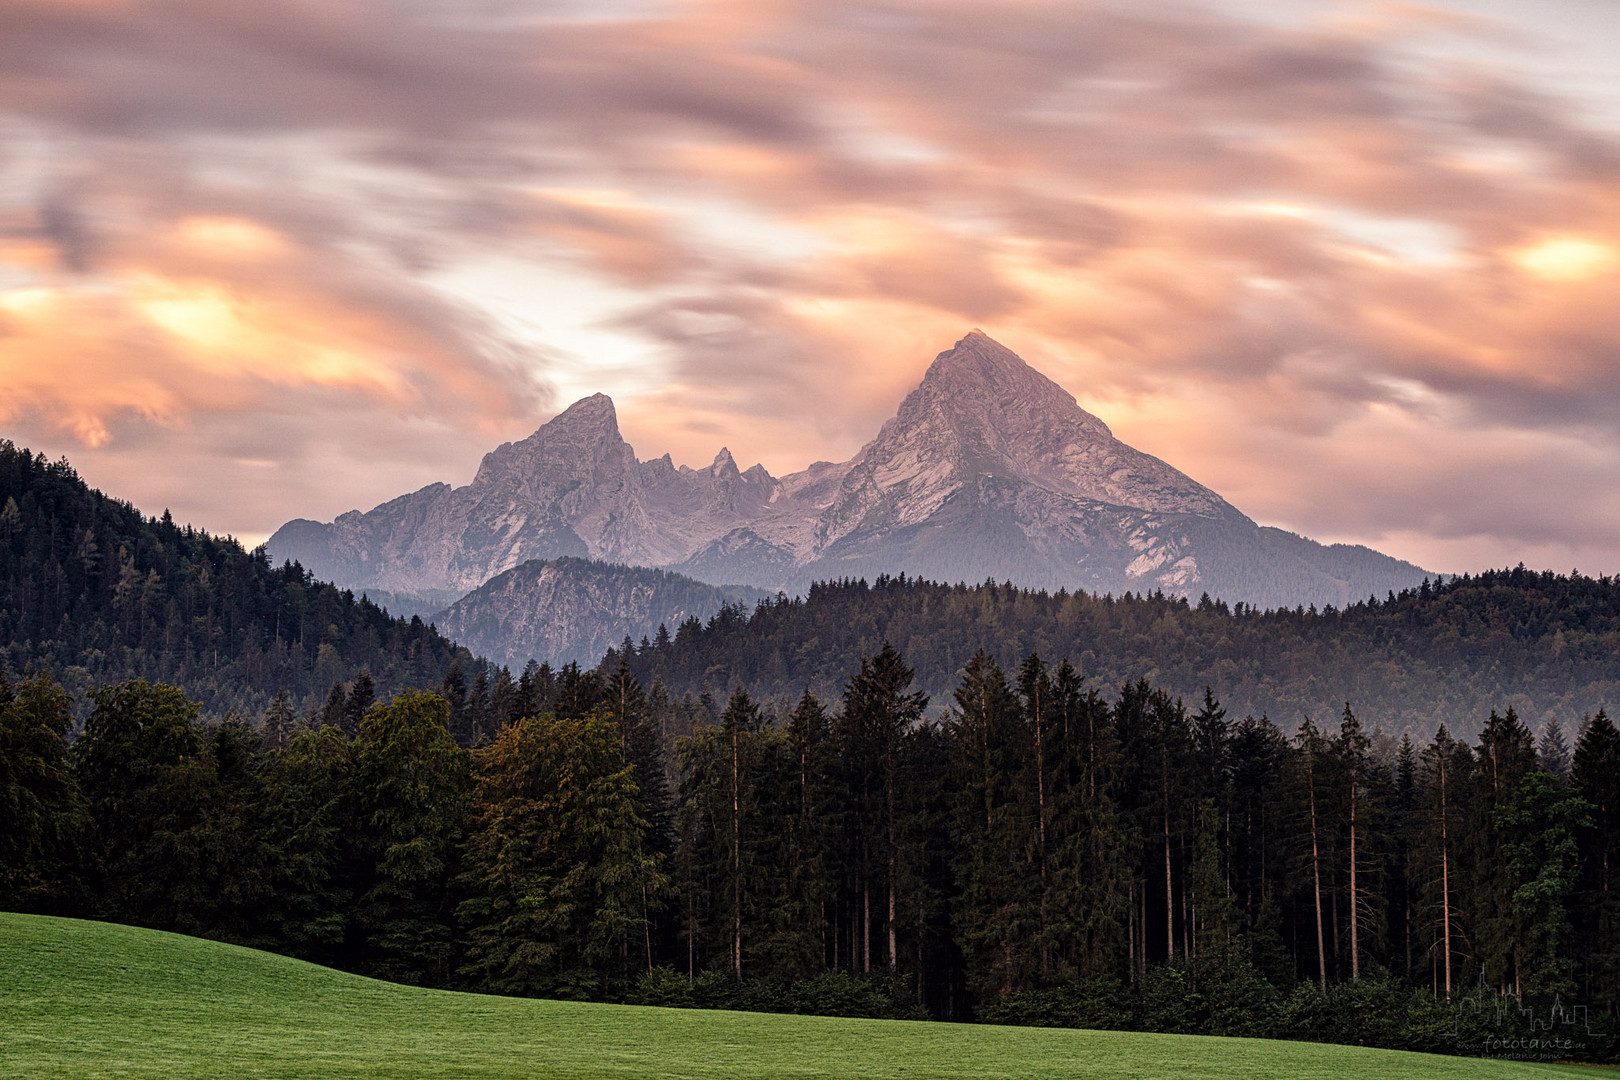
[
  {"x1": 3, "y1": 645, "x2": 1616, "y2": 1059},
  {"x1": 611, "y1": 570, "x2": 1620, "y2": 739},
  {"x1": 0, "y1": 441, "x2": 471, "y2": 718}
]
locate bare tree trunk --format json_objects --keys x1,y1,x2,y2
[
  {"x1": 732, "y1": 722, "x2": 742, "y2": 980},
  {"x1": 1034, "y1": 679, "x2": 1047, "y2": 974},
  {"x1": 1128, "y1": 880, "x2": 1136, "y2": 983},
  {"x1": 1164, "y1": 806, "x2": 1175, "y2": 963},
  {"x1": 887, "y1": 732, "x2": 898, "y2": 969},
  {"x1": 1440, "y1": 756, "x2": 1452, "y2": 999},
  {"x1": 887, "y1": 828, "x2": 897, "y2": 968},
  {"x1": 863, "y1": 882, "x2": 872, "y2": 974},
  {"x1": 1349, "y1": 776, "x2": 1360, "y2": 980},
  {"x1": 642, "y1": 884, "x2": 653, "y2": 974},
  {"x1": 1309, "y1": 761, "x2": 1327, "y2": 991}
]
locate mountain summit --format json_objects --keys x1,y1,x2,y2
[
  {"x1": 814, "y1": 331, "x2": 1235, "y2": 558},
  {"x1": 268, "y1": 332, "x2": 1427, "y2": 608}
]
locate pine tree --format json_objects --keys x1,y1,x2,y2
[
  {"x1": 1229, "y1": 713, "x2": 1290, "y2": 986},
  {"x1": 785, "y1": 690, "x2": 834, "y2": 975},
  {"x1": 490, "y1": 667, "x2": 515, "y2": 736},
  {"x1": 319, "y1": 681, "x2": 347, "y2": 732},
  {"x1": 349, "y1": 691, "x2": 470, "y2": 986},
  {"x1": 1538, "y1": 718, "x2": 1572, "y2": 779},
  {"x1": 842, "y1": 643, "x2": 928, "y2": 973},
  {"x1": 1419, "y1": 725, "x2": 1470, "y2": 997},
  {"x1": 947, "y1": 650, "x2": 1037, "y2": 1000},
  {"x1": 262, "y1": 690, "x2": 296, "y2": 750},
  {"x1": 0, "y1": 667, "x2": 85, "y2": 907},
  {"x1": 1336, "y1": 703, "x2": 1373, "y2": 980},
  {"x1": 343, "y1": 671, "x2": 375, "y2": 738},
  {"x1": 466, "y1": 668, "x2": 492, "y2": 746},
  {"x1": 440, "y1": 662, "x2": 468, "y2": 744},
  {"x1": 254, "y1": 724, "x2": 354, "y2": 965},
  {"x1": 512, "y1": 660, "x2": 542, "y2": 726},
  {"x1": 555, "y1": 661, "x2": 604, "y2": 721},
  {"x1": 1572, "y1": 710, "x2": 1620, "y2": 1002},
  {"x1": 1297, "y1": 717, "x2": 1330, "y2": 990},
  {"x1": 1472, "y1": 708, "x2": 1537, "y2": 994}
]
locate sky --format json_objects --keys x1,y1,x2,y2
[{"x1": 2, "y1": 0, "x2": 1619, "y2": 576}]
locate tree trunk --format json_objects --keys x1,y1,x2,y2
[
  {"x1": 1164, "y1": 806, "x2": 1175, "y2": 963},
  {"x1": 732, "y1": 722, "x2": 742, "y2": 979},
  {"x1": 1034, "y1": 680, "x2": 1047, "y2": 974},
  {"x1": 1349, "y1": 776, "x2": 1359, "y2": 980},
  {"x1": 863, "y1": 881, "x2": 872, "y2": 974},
  {"x1": 887, "y1": 729, "x2": 898, "y2": 969},
  {"x1": 1309, "y1": 762, "x2": 1327, "y2": 991},
  {"x1": 1440, "y1": 756, "x2": 1452, "y2": 999},
  {"x1": 1128, "y1": 880, "x2": 1136, "y2": 983}
]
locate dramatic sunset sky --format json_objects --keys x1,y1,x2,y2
[{"x1": 3, "y1": 0, "x2": 1618, "y2": 575}]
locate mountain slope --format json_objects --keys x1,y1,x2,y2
[
  {"x1": 613, "y1": 568, "x2": 1620, "y2": 739},
  {"x1": 433, "y1": 557, "x2": 770, "y2": 668},
  {"x1": 0, "y1": 440, "x2": 468, "y2": 717},
  {"x1": 269, "y1": 331, "x2": 1428, "y2": 609}
]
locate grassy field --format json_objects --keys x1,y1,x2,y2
[{"x1": 0, "y1": 913, "x2": 1600, "y2": 1079}]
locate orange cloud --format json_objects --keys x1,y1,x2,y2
[{"x1": 2, "y1": 0, "x2": 1619, "y2": 572}]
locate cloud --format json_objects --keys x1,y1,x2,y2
[{"x1": 1, "y1": 0, "x2": 1619, "y2": 572}]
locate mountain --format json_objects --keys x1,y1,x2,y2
[
  {"x1": 432, "y1": 557, "x2": 770, "y2": 669},
  {"x1": 268, "y1": 331, "x2": 1429, "y2": 609}
]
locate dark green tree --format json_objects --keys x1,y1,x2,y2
[
  {"x1": 0, "y1": 668, "x2": 85, "y2": 908},
  {"x1": 459, "y1": 711, "x2": 661, "y2": 997},
  {"x1": 349, "y1": 690, "x2": 471, "y2": 985}
]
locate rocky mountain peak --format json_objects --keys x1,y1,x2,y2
[
  {"x1": 269, "y1": 329, "x2": 1424, "y2": 611},
  {"x1": 709, "y1": 447, "x2": 739, "y2": 477},
  {"x1": 816, "y1": 332, "x2": 1237, "y2": 550},
  {"x1": 473, "y1": 392, "x2": 627, "y2": 486},
  {"x1": 912, "y1": 331, "x2": 1114, "y2": 446},
  {"x1": 543, "y1": 392, "x2": 620, "y2": 437}
]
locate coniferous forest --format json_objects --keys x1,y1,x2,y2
[
  {"x1": 0, "y1": 441, "x2": 471, "y2": 718},
  {"x1": 4, "y1": 439, "x2": 1620, "y2": 1060},
  {"x1": 609, "y1": 570, "x2": 1620, "y2": 739},
  {"x1": 5, "y1": 650, "x2": 1618, "y2": 1058}
]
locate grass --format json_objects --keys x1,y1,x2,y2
[{"x1": 0, "y1": 913, "x2": 1601, "y2": 1079}]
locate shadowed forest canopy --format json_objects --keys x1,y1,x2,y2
[
  {"x1": 608, "y1": 571, "x2": 1620, "y2": 739},
  {"x1": 0, "y1": 441, "x2": 471, "y2": 720}
]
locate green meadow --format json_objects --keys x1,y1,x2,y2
[{"x1": 0, "y1": 913, "x2": 1597, "y2": 1079}]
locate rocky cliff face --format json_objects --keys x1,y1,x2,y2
[{"x1": 269, "y1": 331, "x2": 1429, "y2": 610}]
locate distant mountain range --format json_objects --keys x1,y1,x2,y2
[
  {"x1": 431, "y1": 558, "x2": 769, "y2": 669},
  {"x1": 269, "y1": 332, "x2": 1431, "y2": 658}
]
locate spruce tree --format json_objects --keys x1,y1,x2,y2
[
  {"x1": 841, "y1": 643, "x2": 928, "y2": 973},
  {"x1": 440, "y1": 662, "x2": 468, "y2": 744},
  {"x1": 319, "y1": 681, "x2": 347, "y2": 732},
  {"x1": 0, "y1": 668, "x2": 84, "y2": 907},
  {"x1": 466, "y1": 668, "x2": 492, "y2": 746},
  {"x1": 947, "y1": 650, "x2": 1037, "y2": 1000},
  {"x1": 261, "y1": 689, "x2": 296, "y2": 750},
  {"x1": 1572, "y1": 710, "x2": 1620, "y2": 1001},
  {"x1": 342, "y1": 670, "x2": 375, "y2": 738}
]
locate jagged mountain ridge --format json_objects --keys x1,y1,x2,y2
[{"x1": 269, "y1": 331, "x2": 1429, "y2": 609}]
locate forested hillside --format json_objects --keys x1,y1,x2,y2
[
  {"x1": 0, "y1": 441, "x2": 470, "y2": 719},
  {"x1": 610, "y1": 571, "x2": 1620, "y2": 738}
]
